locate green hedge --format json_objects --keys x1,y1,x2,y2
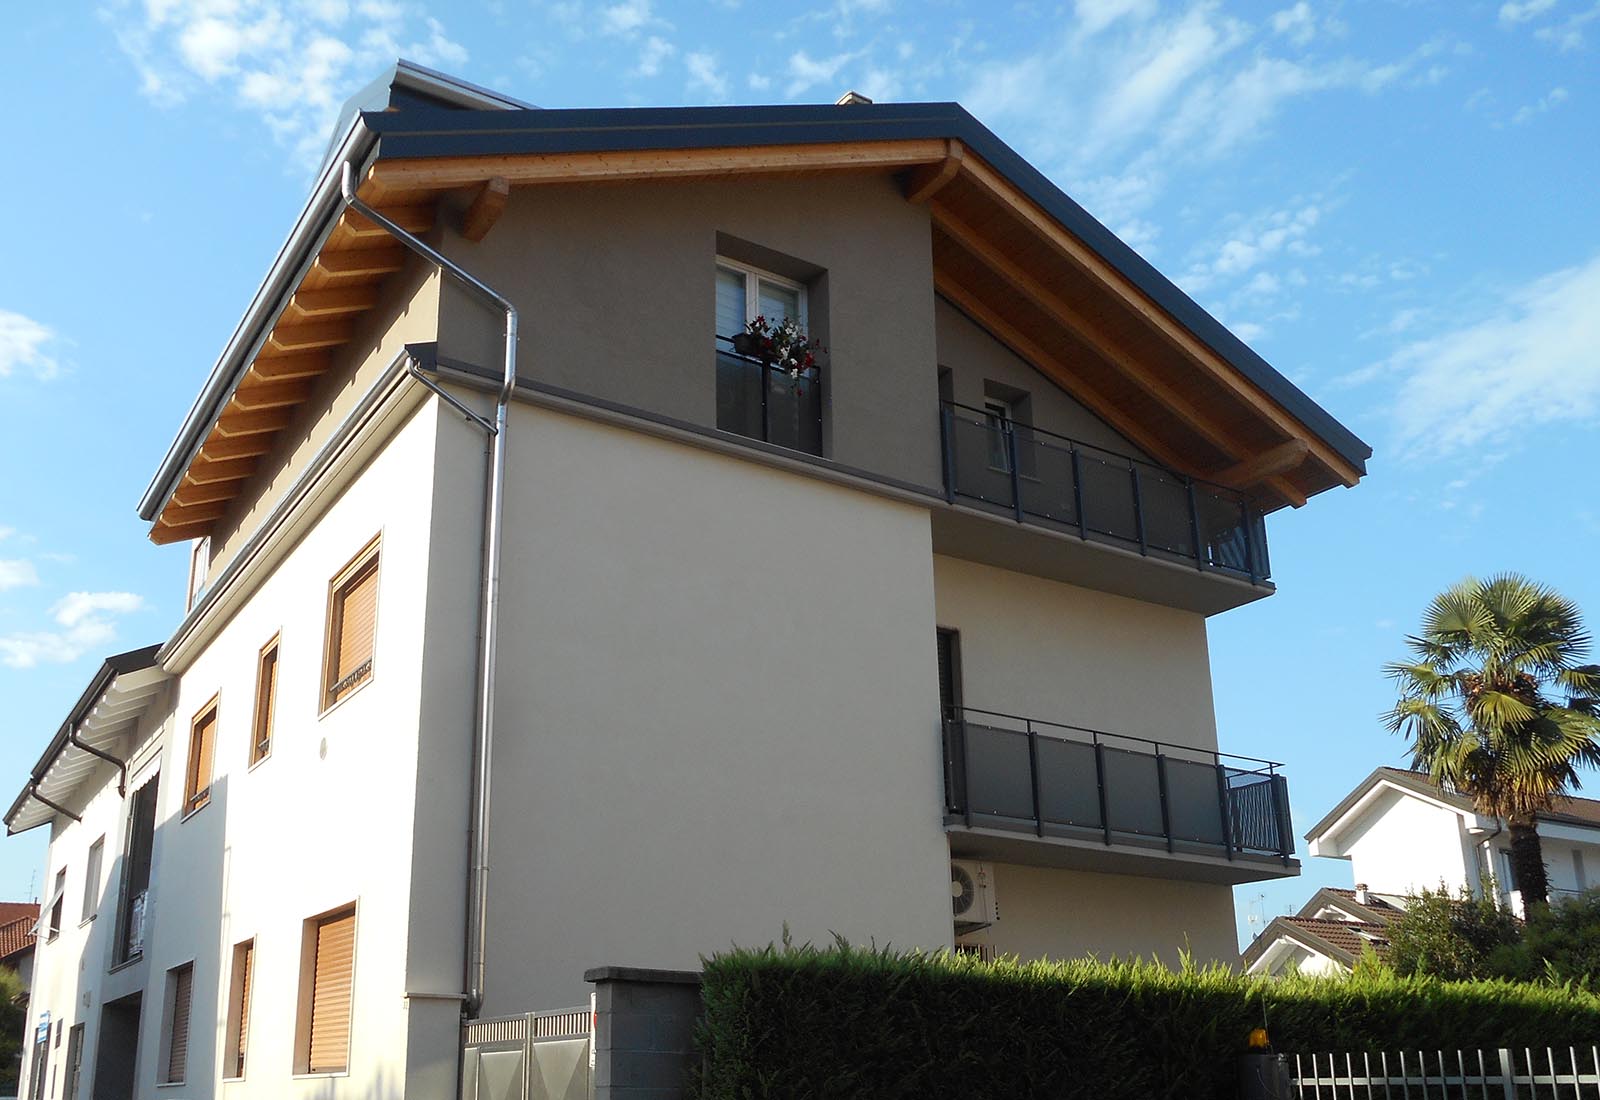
[{"x1": 693, "y1": 941, "x2": 1600, "y2": 1100}]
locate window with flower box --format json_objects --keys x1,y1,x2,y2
[{"x1": 714, "y1": 258, "x2": 822, "y2": 455}]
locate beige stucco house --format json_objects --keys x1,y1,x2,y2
[{"x1": 7, "y1": 61, "x2": 1369, "y2": 1099}]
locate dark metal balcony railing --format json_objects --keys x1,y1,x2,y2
[
  {"x1": 939, "y1": 401, "x2": 1270, "y2": 581},
  {"x1": 715, "y1": 337, "x2": 822, "y2": 455},
  {"x1": 942, "y1": 707, "x2": 1293, "y2": 863}
]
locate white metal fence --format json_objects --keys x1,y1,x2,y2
[{"x1": 1291, "y1": 1047, "x2": 1600, "y2": 1099}]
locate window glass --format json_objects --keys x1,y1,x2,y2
[
  {"x1": 715, "y1": 267, "x2": 747, "y2": 341},
  {"x1": 757, "y1": 279, "x2": 801, "y2": 326},
  {"x1": 81, "y1": 839, "x2": 103, "y2": 923}
]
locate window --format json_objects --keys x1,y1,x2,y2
[
  {"x1": 251, "y1": 637, "x2": 279, "y2": 765},
  {"x1": 983, "y1": 399, "x2": 1013, "y2": 472},
  {"x1": 224, "y1": 939, "x2": 255, "y2": 1079},
  {"x1": 81, "y1": 838, "x2": 104, "y2": 923},
  {"x1": 183, "y1": 699, "x2": 218, "y2": 816},
  {"x1": 161, "y1": 963, "x2": 194, "y2": 1085},
  {"x1": 1575, "y1": 849, "x2": 1589, "y2": 891},
  {"x1": 714, "y1": 259, "x2": 821, "y2": 455},
  {"x1": 117, "y1": 777, "x2": 159, "y2": 963},
  {"x1": 322, "y1": 542, "x2": 379, "y2": 711},
  {"x1": 27, "y1": 1024, "x2": 46, "y2": 1100},
  {"x1": 47, "y1": 868, "x2": 65, "y2": 940},
  {"x1": 185, "y1": 537, "x2": 210, "y2": 611},
  {"x1": 63, "y1": 1024, "x2": 84, "y2": 1100},
  {"x1": 935, "y1": 628, "x2": 964, "y2": 721},
  {"x1": 298, "y1": 906, "x2": 356, "y2": 1074}
]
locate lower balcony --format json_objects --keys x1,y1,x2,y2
[{"x1": 943, "y1": 707, "x2": 1298, "y2": 885}]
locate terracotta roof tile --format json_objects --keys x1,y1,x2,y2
[
  {"x1": 1278, "y1": 917, "x2": 1389, "y2": 965},
  {"x1": 0, "y1": 906, "x2": 38, "y2": 963}
]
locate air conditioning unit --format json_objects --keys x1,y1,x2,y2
[{"x1": 950, "y1": 860, "x2": 998, "y2": 925}]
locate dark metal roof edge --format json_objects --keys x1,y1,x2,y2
[
  {"x1": 370, "y1": 100, "x2": 1369, "y2": 473},
  {"x1": 4, "y1": 644, "x2": 164, "y2": 833}
]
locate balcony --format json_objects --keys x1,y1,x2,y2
[
  {"x1": 938, "y1": 401, "x2": 1270, "y2": 589},
  {"x1": 943, "y1": 707, "x2": 1298, "y2": 884},
  {"x1": 716, "y1": 340, "x2": 822, "y2": 455}
]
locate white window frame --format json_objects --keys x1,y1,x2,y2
[
  {"x1": 716, "y1": 258, "x2": 808, "y2": 336},
  {"x1": 185, "y1": 538, "x2": 210, "y2": 612}
]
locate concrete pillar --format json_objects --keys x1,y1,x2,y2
[{"x1": 586, "y1": 966, "x2": 702, "y2": 1100}]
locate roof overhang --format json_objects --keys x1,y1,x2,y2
[
  {"x1": 140, "y1": 68, "x2": 1371, "y2": 546},
  {"x1": 1305, "y1": 768, "x2": 1496, "y2": 857},
  {"x1": 6, "y1": 646, "x2": 170, "y2": 835}
]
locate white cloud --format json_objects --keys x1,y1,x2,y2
[
  {"x1": 0, "y1": 309, "x2": 61, "y2": 381},
  {"x1": 685, "y1": 51, "x2": 728, "y2": 99},
  {"x1": 1534, "y1": 3, "x2": 1600, "y2": 50},
  {"x1": 1075, "y1": 0, "x2": 1157, "y2": 36},
  {"x1": 0, "y1": 591, "x2": 147, "y2": 670},
  {"x1": 1270, "y1": 2, "x2": 1316, "y2": 45},
  {"x1": 786, "y1": 49, "x2": 863, "y2": 97},
  {"x1": 1183, "y1": 203, "x2": 1322, "y2": 291},
  {"x1": 634, "y1": 34, "x2": 674, "y2": 77},
  {"x1": 1511, "y1": 86, "x2": 1569, "y2": 124},
  {"x1": 1499, "y1": 0, "x2": 1557, "y2": 24},
  {"x1": 104, "y1": 0, "x2": 468, "y2": 165},
  {"x1": 599, "y1": 0, "x2": 656, "y2": 36},
  {"x1": 1359, "y1": 254, "x2": 1600, "y2": 458},
  {"x1": 0, "y1": 560, "x2": 39, "y2": 591}
]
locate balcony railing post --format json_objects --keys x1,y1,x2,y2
[
  {"x1": 939, "y1": 403, "x2": 957, "y2": 504},
  {"x1": 1272, "y1": 772, "x2": 1294, "y2": 865},
  {"x1": 1094, "y1": 737, "x2": 1112, "y2": 847},
  {"x1": 760, "y1": 361, "x2": 771, "y2": 444},
  {"x1": 1215, "y1": 763, "x2": 1236, "y2": 861},
  {"x1": 1069, "y1": 446, "x2": 1087, "y2": 539},
  {"x1": 1027, "y1": 721, "x2": 1043, "y2": 837},
  {"x1": 1130, "y1": 463, "x2": 1148, "y2": 555},
  {"x1": 1155, "y1": 749, "x2": 1174, "y2": 853},
  {"x1": 1186, "y1": 479, "x2": 1205, "y2": 571},
  {"x1": 1239, "y1": 499, "x2": 1259, "y2": 583},
  {"x1": 1006, "y1": 422, "x2": 1023, "y2": 523},
  {"x1": 959, "y1": 717, "x2": 973, "y2": 830}
]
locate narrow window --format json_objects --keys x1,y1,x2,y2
[
  {"x1": 323, "y1": 542, "x2": 379, "y2": 711},
  {"x1": 81, "y1": 837, "x2": 104, "y2": 923},
  {"x1": 62, "y1": 1024, "x2": 84, "y2": 1100},
  {"x1": 1575, "y1": 849, "x2": 1588, "y2": 891},
  {"x1": 186, "y1": 537, "x2": 210, "y2": 612},
  {"x1": 984, "y1": 399, "x2": 1013, "y2": 472},
  {"x1": 935, "y1": 628, "x2": 964, "y2": 720},
  {"x1": 299, "y1": 906, "x2": 356, "y2": 1074},
  {"x1": 117, "y1": 777, "x2": 159, "y2": 963},
  {"x1": 251, "y1": 637, "x2": 280, "y2": 765},
  {"x1": 27, "y1": 1026, "x2": 46, "y2": 1100},
  {"x1": 183, "y1": 699, "x2": 218, "y2": 816},
  {"x1": 161, "y1": 962, "x2": 194, "y2": 1085},
  {"x1": 47, "y1": 868, "x2": 65, "y2": 940},
  {"x1": 224, "y1": 939, "x2": 255, "y2": 1078}
]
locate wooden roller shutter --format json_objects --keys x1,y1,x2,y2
[
  {"x1": 307, "y1": 908, "x2": 356, "y2": 1073},
  {"x1": 234, "y1": 940, "x2": 254, "y2": 1076},
  {"x1": 326, "y1": 548, "x2": 379, "y2": 707},
  {"x1": 184, "y1": 703, "x2": 217, "y2": 813},
  {"x1": 165, "y1": 964, "x2": 193, "y2": 1083},
  {"x1": 251, "y1": 641, "x2": 278, "y2": 765}
]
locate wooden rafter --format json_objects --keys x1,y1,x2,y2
[
  {"x1": 903, "y1": 140, "x2": 964, "y2": 205},
  {"x1": 266, "y1": 321, "x2": 354, "y2": 353},
  {"x1": 186, "y1": 457, "x2": 257, "y2": 485},
  {"x1": 289, "y1": 287, "x2": 381, "y2": 318},
  {"x1": 248, "y1": 351, "x2": 330, "y2": 381},
  {"x1": 231, "y1": 379, "x2": 313, "y2": 411},
  {"x1": 172, "y1": 480, "x2": 249, "y2": 507},
  {"x1": 337, "y1": 205, "x2": 435, "y2": 240},
  {"x1": 461, "y1": 177, "x2": 511, "y2": 242},
  {"x1": 955, "y1": 156, "x2": 1363, "y2": 489},
  {"x1": 215, "y1": 408, "x2": 294, "y2": 437},
  {"x1": 314, "y1": 247, "x2": 406, "y2": 278}
]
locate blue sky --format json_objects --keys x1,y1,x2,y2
[{"x1": 2, "y1": 0, "x2": 1597, "y2": 949}]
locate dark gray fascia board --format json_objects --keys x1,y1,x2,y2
[
  {"x1": 4, "y1": 644, "x2": 163, "y2": 828},
  {"x1": 364, "y1": 101, "x2": 1370, "y2": 474}
]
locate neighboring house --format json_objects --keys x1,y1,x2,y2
[
  {"x1": 5, "y1": 61, "x2": 1370, "y2": 1099},
  {"x1": 0, "y1": 902, "x2": 38, "y2": 993},
  {"x1": 1243, "y1": 885, "x2": 1402, "y2": 975},
  {"x1": 1306, "y1": 766, "x2": 1600, "y2": 917}
]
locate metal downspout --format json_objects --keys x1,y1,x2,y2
[
  {"x1": 67, "y1": 730, "x2": 129, "y2": 798},
  {"x1": 339, "y1": 160, "x2": 518, "y2": 1017}
]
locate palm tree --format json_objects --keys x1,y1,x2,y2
[{"x1": 1385, "y1": 574, "x2": 1600, "y2": 908}]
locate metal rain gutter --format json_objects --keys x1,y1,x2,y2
[{"x1": 338, "y1": 157, "x2": 518, "y2": 1017}]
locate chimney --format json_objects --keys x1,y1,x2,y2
[
  {"x1": 1354, "y1": 883, "x2": 1369, "y2": 905},
  {"x1": 835, "y1": 90, "x2": 873, "y2": 106}
]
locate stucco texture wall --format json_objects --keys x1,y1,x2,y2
[
  {"x1": 434, "y1": 171, "x2": 942, "y2": 490},
  {"x1": 468, "y1": 403, "x2": 954, "y2": 1011}
]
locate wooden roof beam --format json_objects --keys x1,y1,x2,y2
[
  {"x1": 215, "y1": 408, "x2": 293, "y2": 437},
  {"x1": 955, "y1": 156, "x2": 1363, "y2": 489},
  {"x1": 266, "y1": 320, "x2": 354, "y2": 353},
  {"x1": 186, "y1": 457, "x2": 257, "y2": 485},
  {"x1": 198, "y1": 434, "x2": 273, "y2": 460},
  {"x1": 338, "y1": 205, "x2": 435, "y2": 240},
  {"x1": 150, "y1": 519, "x2": 217, "y2": 545},
  {"x1": 289, "y1": 286, "x2": 381, "y2": 318},
  {"x1": 902, "y1": 141, "x2": 964, "y2": 204},
  {"x1": 365, "y1": 139, "x2": 950, "y2": 196},
  {"x1": 248, "y1": 351, "x2": 329, "y2": 382},
  {"x1": 461, "y1": 177, "x2": 510, "y2": 242},
  {"x1": 314, "y1": 247, "x2": 407, "y2": 279},
  {"x1": 172, "y1": 479, "x2": 249, "y2": 507},
  {"x1": 231, "y1": 379, "x2": 313, "y2": 411},
  {"x1": 933, "y1": 272, "x2": 1196, "y2": 475}
]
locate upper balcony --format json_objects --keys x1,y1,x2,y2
[
  {"x1": 937, "y1": 401, "x2": 1269, "y2": 591},
  {"x1": 943, "y1": 706, "x2": 1297, "y2": 885}
]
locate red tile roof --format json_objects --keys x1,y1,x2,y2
[{"x1": 0, "y1": 904, "x2": 38, "y2": 964}]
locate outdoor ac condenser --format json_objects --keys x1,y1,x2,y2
[{"x1": 951, "y1": 860, "x2": 998, "y2": 925}]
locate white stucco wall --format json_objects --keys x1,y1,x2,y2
[
  {"x1": 447, "y1": 403, "x2": 957, "y2": 1012},
  {"x1": 1341, "y1": 790, "x2": 1474, "y2": 896}
]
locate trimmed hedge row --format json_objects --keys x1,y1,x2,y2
[{"x1": 693, "y1": 941, "x2": 1600, "y2": 1100}]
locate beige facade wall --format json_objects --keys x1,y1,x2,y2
[
  {"x1": 959, "y1": 861, "x2": 1239, "y2": 966},
  {"x1": 931, "y1": 553, "x2": 1219, "y2": 750},
  {"x1": 434, "y1": 171, "x2": 943, "y2": 489},
  {"x1": 207, "y1": 261, "x2": 441, "y2": 578},
  {"x1": 449, "y1": 401, "x2": 956, "y2": 1012}
]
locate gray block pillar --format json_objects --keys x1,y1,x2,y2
[{"x1": 586, "y1": 966, "x2": 702, "y2": 1100}]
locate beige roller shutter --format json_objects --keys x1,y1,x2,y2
[
  {"x1": 235, "y1": 940, "x2": 254, "y2": 1076},
  {"x1": 185, "y1": 706, "x2": 216, "y2": 812},
  {"x1": 307, "y1": 909, "x2": 356, "y2": 1073},
  {"x1": 165, "y1": 964, "x2": 193, "y2": 1083},
  {"x1": 327, "y1": 553, "x2": 378, "y2": 705}
]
